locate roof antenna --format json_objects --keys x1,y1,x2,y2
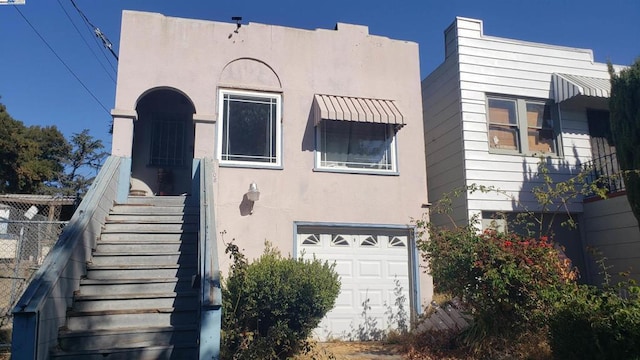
[{"x1": 232, "y1": 16, "x2": 242, "y2": 33}]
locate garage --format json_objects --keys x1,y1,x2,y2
[{"x1": 296, "y1": 226, "x2": 412, "y2": 340}]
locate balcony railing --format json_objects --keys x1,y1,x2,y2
[{"x1": 583, "y1": 152, "x2": 625, "y2": 197}]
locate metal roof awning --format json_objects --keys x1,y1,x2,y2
[
  {"x1": 552, "y1": 73, "x2": 611, "y2": 103},
  {"x1": 313, "y1": 94, "x2": 405, "y2": 127}
]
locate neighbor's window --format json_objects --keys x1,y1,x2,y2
[
  {"x1": 487, "y1": 96, "x2": 558, "y2": 155},
  {"x1": 317, "y1": 120, "x2": 397, "y2": 172},
  {"x1": 218, "y1": 90, "x2": 281, "y2": 166}
]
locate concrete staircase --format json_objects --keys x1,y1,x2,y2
[{"x1": 51, "y1": 196, "x2": 200, "y2": 360}]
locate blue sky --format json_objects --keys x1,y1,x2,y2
[{"x1": 1, "y1": 0, "x2": 638, "y2": 150}]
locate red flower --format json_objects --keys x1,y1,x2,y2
[
  {"x1": 540, "y1": 236, "x2": 548, "y2": 242},
  {"x1": 504, "y1": 240, "x2": 513, "y2": 247}
]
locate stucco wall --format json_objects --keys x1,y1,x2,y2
[{"x1": 113, "y1": 11, "x2": 431, "y2": 306}]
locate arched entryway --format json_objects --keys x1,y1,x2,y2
[{"x1": 130, "y1": 89, "x2": 195, "y2": 196}]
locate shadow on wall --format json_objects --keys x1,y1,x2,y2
[{"x1": 504, "y1": 146, "x2": 589, "y2": 282}]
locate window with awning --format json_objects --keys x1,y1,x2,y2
[
  {"x1": 313, "y1": 94, "x2": 404, "y2": 174},
  {"x1": 552, "y1": 73, "x2": 611, "y2": 103}
]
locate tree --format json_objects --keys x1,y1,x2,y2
[
  {"x1": 55, "y1": 129, "x2": 107, "y2": 197},
  {"x1": 0, "y1": 100, "x2": 106, "y2": 196},
  {"x1": 0, "y1": 101, "x2": 69, "y2": 194},
  {"x1": 609, "y1": 59, "x2": 640, "y2": 227}
]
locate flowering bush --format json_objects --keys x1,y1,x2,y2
[{"x1": 418, "y1": 225, "x2": 577, "y2": 338}]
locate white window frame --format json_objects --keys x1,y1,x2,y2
[
  {"x1": 486, "y1": 95, "x2": 562, "y2": 157},
  {"x1": 217, "y1": 89, "x2": 282, "y2": 168},
  {"x1": 314, "y1": 120, "x2": 399, "y2": 175}
]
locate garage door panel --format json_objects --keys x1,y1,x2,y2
[
  {"x1": 359, "y1": 289, "x2": 384, "y2": 307},
  {"x1": 387, "y1": 261, "x2": 409, "y2": 278},
  {"x1": 333, "y1": 260, "x2": 354, "y2": 278},
  {"x1": 386, "y1": 290, "x2": 410, "y2": 305},
  {"x1": 298, "y1": 230, "x2": 411, "y2": 341},
  {"x1": 358, "y1": 261, "x2": 383, "y2": 277},
  {"x1": 335, "y1": 289, "x2": 355, "y2": 308}
]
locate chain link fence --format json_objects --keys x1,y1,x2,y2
[{"x1": 0, "y1": 195, "x2": 73, "y2": 352}]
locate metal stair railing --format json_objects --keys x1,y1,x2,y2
[
  {"x1": 197, "y1": 157, "x2": 222, "y2": 360},
  {"x1": 11, "y1": 156, "x2": 123, "y2": 360},
  {"x1": 583, "y1": 152, "x2": 625, "y2": 198}
]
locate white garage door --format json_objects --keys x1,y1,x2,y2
[{"x1": 297, "y1": 230, "x2": 411, "y2": 340}]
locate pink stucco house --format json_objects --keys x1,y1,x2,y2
[{"x1": 111, "y1": 11, "x2": 432, "y2": 339}]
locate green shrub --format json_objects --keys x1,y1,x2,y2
[
  {"x1": 549, "y1": 284, "x2": 640, "y2": 360},
  {"x1": 221, "y1": 242, "x2": 340, "y2": 359},
  {"x1": 418, "y1": 225, "x2": 577, "y2": 340}
]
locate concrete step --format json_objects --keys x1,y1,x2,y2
[
  {"x1": 106, "y1": 214, "x2": 199, "y2": 223},
  {"x1": 51, "y1": 344, "x2": 198, "y2": 360},
  {"x1": 125, "y1": 196, "x2": 191, "y2": 206},
  {"x1": 110, "y1": 205, "x2": 198, "y2": 215},
  {"x1": 102, "y1": 223, "x2": 198, "y2": 233},
  {"x1": 57, "y1": 325, "x2": 197, "y2": 352},
  {"x1": 95, "y1": 241, "x2": 196, "y2": 253},
  {"x1": 89, "y1": 252, "x2": 191, "y2": 266},
  {"x1": 99, "y1": 232, "x2": 196, "y2": 242},
  {"x1": 72, "y1": 292, "x2": 198, "y2": 312},
  {"x1": 66, "y1": 308, "x2": 198, "y2": 331},
  {"x1": 79, "y1": 278, "x2": 193, "y2": 296},
  {"x1": 86, "y1": 264, "x2": 197, "y2": 280}
]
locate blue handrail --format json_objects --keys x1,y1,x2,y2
[
  {"x1": 198, "y1": 158, "x2": 222, "y2": 359},
  {"x1": 11, "y1": 156, "x2": 122, "y2": 360}
]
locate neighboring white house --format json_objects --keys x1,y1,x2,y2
[
  {"x1": 110, "y1": 11, "x2": 432, "y2": 339},
  {"x1": 422, "y1": 17, "x2": 640, "y2": 284}
]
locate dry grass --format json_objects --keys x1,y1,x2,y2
[{"x1": 294, "y1": 340, "x2": 405, "y2": 360}]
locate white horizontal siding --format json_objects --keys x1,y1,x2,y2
[
  {"x1": 458, "y1": 41, "x2": 608, "y2": 76},
  {"x1": 583, "y1": 196, "x2": 640, "y2": 283},
  {"x1": 451, "y1": 17, "x2": 609, "y2": 215},
  {"x1": 423, "y1": 52, "x2": 467, "y2": 227},
  {"x1": 458, "y1": 54, "x2": 609, "y2": 83},
  {"x1": 458, "y1": 36, "x2": 596, "y2": 63},
  {"x1": 460, "y1": 89, "x2": 486, "y2": 102},
  {"x1": 558, "y1": 104, "x2": 593, "y2": 163},
  {"x1": 460, "y1": 71, "x2": 551, "y2": 93},
  {"x1": 459, "y1": 80, "x2": 551, "y2": 100}
]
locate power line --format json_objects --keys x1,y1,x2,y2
[
  {"x1": 74, "y1": 5, "x2": 118, "y2": 69},
  {"x1": 13, "y1": 5, "x2": 111, "y2": 116},
  {"x1": 56, "y1": 0, "x2": 117, "y2": 83},
  {"x1": 69, "y1": 0, "x2": 118, "y2": 61}
]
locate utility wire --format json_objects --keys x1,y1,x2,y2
[
  {"x1": 69, "y1": 0, "x2": 118, "y2": 61},
  {"x1": 75, "y1": 8, "x2": 117, "y2": 69},
  {"x1": 56, "y1": 0, "x2": 116, "y2": 83},
  {"x1": 13, "y1": 5, "x2": 111, "y2": 116}
]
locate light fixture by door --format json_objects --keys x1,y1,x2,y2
[{"x1": 247, "y1": 182, "x2": 260, "y2": 202}]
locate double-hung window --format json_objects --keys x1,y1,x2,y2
[
  {"x1": 487, "y1": 96, "x2": 559, "y2": 155},
  {"x1": 218, "y1": 89, "x2": 282, "y2": 167},
  {"x1": 316, "y1": 120, "x2": 397, "y2": 173}
]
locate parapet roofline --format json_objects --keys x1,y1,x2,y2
[{"x1": 120, "y1": 10, "x2": 412, "y2": 42}]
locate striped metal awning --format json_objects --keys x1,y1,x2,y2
[
  {"x1": 313, "y1": 94, "x2": 404, "y2": 126},
  {"x1": 552, "y1": 73, "x2": 611, "y2": 103}
]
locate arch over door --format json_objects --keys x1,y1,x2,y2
[{"x1": 131, "y1": 89, "x2": 195, "y2": 196}]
